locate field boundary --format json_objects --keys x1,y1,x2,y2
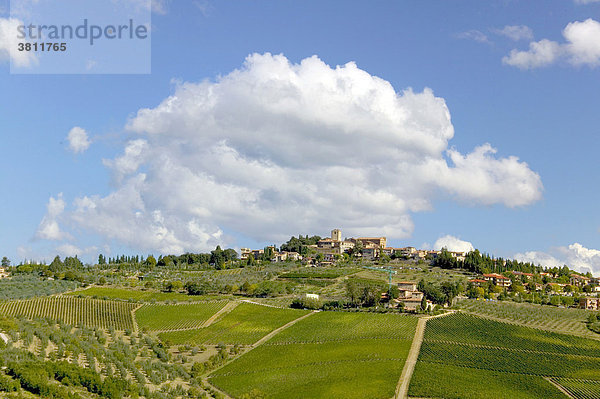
[
  {"x1": 131, "y1": 304, "x2": 142, "y2": 333},
  {"x1": 136, "y1": 301, "x2": 232, "y2": 332},
  {"x1": 395, "y1": 312, "x2": 454, "y2": 399},
  {"x1": 252, "y1": 310, "x2": 318, "y2": 348},
  {"x1": 240, "y1": 299, "x2": 286, "y2": 309},
  {"x1": 206, "y1": 310, "x2": 318, "y2": 397},
  {"x1": 544, "y1": 377, "x2": 575, "y2": 398},
  {"x1": 201, "y1": 301, "x2": 239, "y2": 328}
]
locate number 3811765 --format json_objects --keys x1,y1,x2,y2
[{"x1": 17, "y1": 42, "x2": 67, "y2": 51}]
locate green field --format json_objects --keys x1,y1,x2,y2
[
  {"x1": 0, "y1": 296, "x2": 136, "y2": 330},
  {"x1": 135, "y1": 301, "x2": 229, "y2": 331},
  {"x1": 408, "y1": 313, "x2": 600, "y2": 399},
  {"x1": 210, "y1": 311, "x2": 418, "y2": 399},
  {"x1": 410, "y1": 363, "x2": 564, "y2": 399},
  {"x1": 458, "y1": 298, "x2": 596, "y2": 337},
  {"x1": 65, "y1": 286, "x2": 223, "y2": 303},
  {"x1": 159, "y1": 302, "x2": 308, "y2": 345}
]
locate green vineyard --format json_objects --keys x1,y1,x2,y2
[
  {"x1": 135, "y1": 301, "x2": 229, "y2": 331},
  {"x1": 210, "y1": 311, "x2": 418, "y2": 399},
  {"x1": 0, "y1": 296, "x2": 137, "y2": 330},
  {"x1": 458, "y1": 298, "x2": 595, "y2": 337},
  {"x1": 409, "y1": 313, "x2": 600, "y2": 399},
  {"x1": 552, "y1": 378, "x2": 600, "y2": 399},
  {"x1": 160, "y1": 302, "x2": 308, "y2": 345}
]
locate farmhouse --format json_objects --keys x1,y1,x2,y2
[
  {"x1": 240, "y1": 248, "x2": 252, "y2": 260},
  {"x1": 580, "y1": 297, "x2": 599, "y2": 310},
  {"x1": 0, "y1": 267, "x2": 9, "y2": 279},
  {"x1": 393, "y1": 281, "x2": 426, "y2": 311},
  {"x1": 271, "y1": 251, "x2": 302, "y2": 262},
  {"x1": 570, "y1": 274, "x2": 590, "y2": 287},
  {"x1": 482, "y1": 273, "x2": 511, "y2": 288},
  {"x1": 468, "y1": 278, "x2": 487, "y2": 287}
]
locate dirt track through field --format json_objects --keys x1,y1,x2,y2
[
  {"x1": 201, "y1": 301, "x2": 239, "y2": 328},
  {"x1": 544, "y1": 377, "x2": 575, "y2": 398},
  {"x1": 203, "y1": 309, "x2": 318, "y2": 398},
  {"x1": 252, "y1": 310, "x2": 317, "y2": 347},
  {"x1": 395, "y1": 312, "x2": 453, "y2": 399}
]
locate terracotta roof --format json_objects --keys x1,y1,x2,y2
[{"x1": 483, "y1": 273, "x2": 509, "y2": 279}]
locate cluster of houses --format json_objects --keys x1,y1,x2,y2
[
  {"x1": 240, "y1": 229, "x2": 467, "y2": 266},
  {"x1": 0, "y1": 267, "x2": 9, "y2": 279},
  {"x1": 239, "y1": 247, "x2": 303, "y2": 263},
  {"x1": 468, "y1": 270, "x2": 600, "y2": 310}
]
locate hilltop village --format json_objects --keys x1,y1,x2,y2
[
  {"x1": 237, "y1": 229, "x2": 600, "y2": 312},
  {"x1": 241, "y1": 228, "x2": 466, "y2": 264}
]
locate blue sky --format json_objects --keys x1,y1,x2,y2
[{"x1": 1, "y1": 0, "x2": 600, "y2": 273}]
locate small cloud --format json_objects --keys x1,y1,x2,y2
[
  {"x1": 433, "y1": 235, "x2": 474, "y2": 253},
  {"x1": 36, "y1": 194, "x2": 72, "y2": 241},
  {"x1": 456, "y1": 30, "x2": 490, "y2": 44},
  {"x1": 495, "y1": 25, "x2": 534, "y2": 41},
  {"x1": 503, "y1": 18, "x2": 600, "y2": 69},
  {"x1": 503, "y1": 39, "x2": 562, "y2": 69},
  {"x1": 67, "y1": 127, "x2": 91, "y2": 154}
]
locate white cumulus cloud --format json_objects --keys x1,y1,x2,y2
[
  {"x1": 37, "y1": 53, "x2": 543, "y2": 254},
  {"x1": 503, "y1": 19, "x2": 600, "y2": 69},
  {"x1": 67, "y1": 127, "x2": 91, "y2": 154},
  {"x1": 434, "y1": 235, "x2": 474, "y2": 253},
  {"x1": 515, "y1": 243, "x2": 600, "y2": 276},
  {"x1": 36, "y1": 194, "x2": 71, "y2": 241},
  {"x1": 0, "y1": 17, "x2": 37, "y2": 67}
]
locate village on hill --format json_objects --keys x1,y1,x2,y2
[{"x1": 236, "y1": 229, "x2": 600, "y2": 312}]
